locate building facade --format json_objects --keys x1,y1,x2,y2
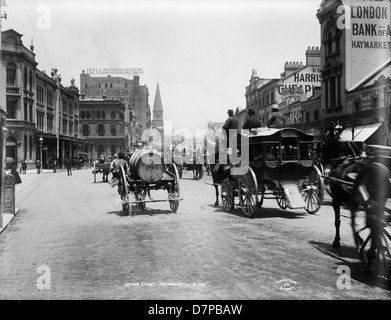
[
  {"x1": 79, "y1": 99, "x2": 126, "y2": 158},
  {"x1": 316, "y1": 0, "x2": 391, "y2": 145},
  {"x1": 1, "y1": 29, "x2": 84, "y2": 169},
  {"x1": 80, "y1": 72, "x2": 151, "y2": 148}
]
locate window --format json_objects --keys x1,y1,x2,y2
[
  {"x1": 111, "y1": 145, "x2": 116, "y2": 156},
  {"x1": 6, "y1": 63, "x2": 17, "y2": 86},
  {"x1": 330, "y1": 76, "x2": 336, "y2": 108},
  {"x1": 110, "y1": 111, "x2": 116, "y2": 119},
  {"x1": 305, "y1": 112, "x2": 310, "y2": 122},
  {"x1": 105, "y1": 83, "x2": 108, "y2": 88},
  {"x1": 110, "y1": 83, "x2": 113, "y2": 88},
  {"x1": 6, "y1": 99, "x2": 17, "y2": 119},
  {"x1": 24, "y1": 99, "x2": 28, "y2": 121},
  {"x1": 47, "y1": 89, "x2": 53, "y2": 108},
  {"x1": 372, "y1": 97, "x2": 380, "y2": 109},
  {"x1": 281, "y1": 137, "x2": 298, "y2": 161},
  {"x1": 86, "y1": 111, "x2": 91, "y2": 119},
  {"x1": 102, "y1": 111, "x2": 106, "y2": 119},
  {"x1": 91, "y1": 111, "x2": 96, "y2": 120},
  {"x1": 24, "y1": 68, "x2": 28, "y2": 89},
  {"x1": 314, "y1": 110, "x2": 319, "y2": 121},
  {"x1": 29, "y1": 70, "x2": 33, "y2": 92},
  {"x1": 97, "y1": 111, "x2": 101, "y2": 119},
  {"x1": 354, "y1": 101, "x2": 361, "y2": 112},
  {"x1": 98, "y1": 145, "x2": 104, "y2": 155},
  {"x1": 110, "y1": 124, "x2": 117, "y2": 136},
  {"x1": 97, "y1": 123, "x2": 105, "y2": 136},
  {"x1": 29, "y1": 136, "x2": 33, "y2": 159},
  {"x1": 80, "y1": 111, "x2": 86, "y2": 119},
  {"x1": 82, "y1": 124, "x2": 90, "y2": 136},
  {"x1": 29, "y1": 102, "x2": 33, "y2": 123}
]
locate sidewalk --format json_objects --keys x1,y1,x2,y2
[{"x1": 0, "y1": 168, "x2": 67, "y2": 235}]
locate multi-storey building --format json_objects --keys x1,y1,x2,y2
[
  {"x1": 79, "y1": 99, "x2": 126, "y2": 158},
  {"x1": 80, "y1": 72, "x2": 151, "y2": 148},
  {"x1": 243, "y1": 47, "x2": 321, "y2": 128},
  {"x1": 1, "y1": 29, "x2": 85, "y2": 169},
  {"x1": 316, "y1": 0, "x2": 391, "y2": 145}
]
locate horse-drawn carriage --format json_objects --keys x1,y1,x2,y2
[
  {"x1": 212, "y1": 127, "x2": 324, "y2": 218},
  {"x1": 92, "y1": 155, "x2": 112, "y2": 182},
  {"x1": 114, "y1": 148, "x2": 182, "y2": 215}
]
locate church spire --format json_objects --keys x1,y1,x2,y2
[
  {"x1": 153, "y1": 82, "x2": 163, "y2": 111},
  {"x1": 152, "y1": 82, "x2": 164, "y2": 128}
]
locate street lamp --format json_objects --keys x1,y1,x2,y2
[{"x1": 39, "y1": 136, "x2": 43, "y2": 172}]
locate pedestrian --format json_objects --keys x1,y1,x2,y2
[
  {"x1": 53, "y1": 158, "x2": 57, "y2": 173},
  {"x1": 11, "y1": 165, "x2": 22, "y2": 184},
  {"x1": 17, "y1": 160, "x2": 22, "y2": 174},
  {"x1": 243, "y1": 108, "x2": 261, "y2": 130},
  {"x1": 66, "y1": 158, "x2": 72, "y2": 176},
  {"x1": 267, "y1": 105, "x2": 285, "y2": 128},
  {"x1": 35, "y1": 159, "x2": 41, "y2": 174},
  {"x1": 22, "y1": 159, "x2": 27, "y2": 174}
]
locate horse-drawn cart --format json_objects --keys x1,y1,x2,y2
[
  {"x1": 213, "y1": 127, "x2": 324, "y2": 217},
  {"x1": 115, "y1": 148, "x2": 183, "y2": 216}
]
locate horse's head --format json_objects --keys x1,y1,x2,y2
[{"x1": 320, "y1": 139, "x2": 351, "y2": 165}]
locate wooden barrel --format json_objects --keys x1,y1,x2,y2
[{"x1": 129, "y1": 149, "x2": 165, "y2": 182}]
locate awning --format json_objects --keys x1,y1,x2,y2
[{"x1": 340, "y1": 122, "x2": 382, "y2": 142}]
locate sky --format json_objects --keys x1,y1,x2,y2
[{"x1": 2, "y1": 0, "x2": 322, "y2": 134}]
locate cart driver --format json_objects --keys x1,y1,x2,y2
[{"x1": 110, "y1": 152, "x2": 129, "y2": 194}]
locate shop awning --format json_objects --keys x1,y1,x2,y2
[{"x1": 340, "y1": 122, "x2": 382, "y2": 142}]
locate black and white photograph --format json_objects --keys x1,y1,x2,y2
[{"x1": 0, "y1": 0, "x2": 390, "y2": 305}]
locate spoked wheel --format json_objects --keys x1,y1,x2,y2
[
  {"x1": 351, "y1": 162, "x2": 391, "y2": 284},
  {"x1": 300, "y1": 165, "x2": 324, "y2": 214},
  {"x1": 168, "y1": 164, "x2": 180, "y2": 213},
  {"x1": 238, "y1": 167, "x2": 258, "y2": 218},
  {"x1": 119, "y1": 165, "x2": 130, "y2": 216},
  {"x1": 276, "y1": 190, "x2": 288, "y2": 210},
  {"x1": 221, "y1": 178, "x2": 234, "y2": 212}
]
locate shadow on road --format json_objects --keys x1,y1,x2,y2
[
  {"x1": 310, "y1": 240, "x2": 391, "y2": 292},
  {"x1": 208, "y1": 204, "x2": 307, "y2": 220},
  {"x1": 107, "y1": 207, "x2": 174, "y2": 217}
]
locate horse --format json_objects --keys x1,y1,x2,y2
[{"x1": 319, "y1": 138, "x2": 365, "y2": 247}]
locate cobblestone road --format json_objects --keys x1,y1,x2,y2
[{"x1": 0, "y1": 168, "x2": 390, "y2": 300}]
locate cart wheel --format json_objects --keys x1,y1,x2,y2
[
  {"x1": 119, "y1": 165, "x2": 130, "y2": 216},
  {"x1": 221, "y1": 178, "x2": 234, "y2": 212},
  {"x1": 238, "y1": 167, "x2": 258, "y2": 218},
  {"x1": 276, "y1": 191, "x2": 288, "y2": 210},
  {"x1": 351, "y1": 162, "x2": 391, "y2": 283},
  {"x1": 301, "y1": 165, "x2": 324, "y2": 214},
  {"x1": 168, "y1": 163, "x2": 181, "y2": 213}
]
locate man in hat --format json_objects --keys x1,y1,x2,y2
[
  {"x1": 222, "y1": 109, "x2": 238, "y2": 148},
  {"x1": 267, "y1": 105, "x2": 285, "y2": 128},
  {"x1": 243, "y1": 108, "x2": 261, "y2": 130}
]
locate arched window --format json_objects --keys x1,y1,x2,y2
[
  {"x1": 97, "y1": 123, "x2": 105, "y2": 136},
  {"x1": 82, "y1": 124, "x2": 90, "y2": 136},
  {"x1": 86, "y1": 111, "x2": 91, "y2": 119},
  {"x1": 80, "y1": 111, "x2": 86, "y2": 119},
  {"x1": 97, "y1": 111, "x2": 101, "y2": 119},
  {"x1": 6, "y1": 63, "x2": 17, "y2": 86},
  {"x1": 110, "y1": 111, "x2": 116, "y2": 119},
  {"x1": 91, "y1": 111, "x2": 96, "y2": 120},
  {"x1": 110, "y1": 124, "x2": 117, "y2": 136},
  {"x1": 102, "y1": 111, "x2": 106, "y2": 119}
]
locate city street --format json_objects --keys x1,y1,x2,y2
[{"x1": 0, "y1": 167, "x2": 390, "y2": 300}]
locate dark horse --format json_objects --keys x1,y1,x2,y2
[{"x1": 320, "y1": 138, "x2": 368, "y2": 247}]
